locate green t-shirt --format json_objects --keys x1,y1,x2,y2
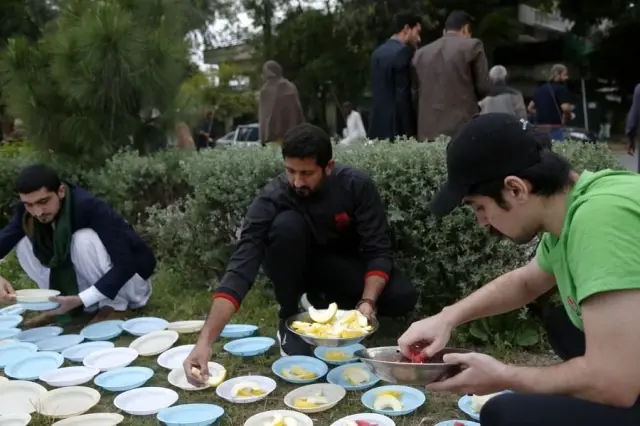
[{"x1": 536, "y1": 169, "x2": 640, "y2": 330}]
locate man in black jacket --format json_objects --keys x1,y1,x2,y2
[{"x1": 184, "y1": 124, "x2": 417, "y2": 377}]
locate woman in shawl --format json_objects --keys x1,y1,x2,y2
[{"x1": 259, "y1": 61, "x2": 305, "y2": 146}]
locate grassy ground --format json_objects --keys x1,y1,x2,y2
[{"x1": 0, "y1": 255, "x2": 555, "y2": 425}]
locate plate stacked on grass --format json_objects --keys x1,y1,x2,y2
[
  {"x1": 37, "y1": 334, "x2": 84, "y2": 352},
  {"x1": 0, "y1": 342, "x2": 38, "y2": 369},
  {"x1": 83, "y1": 347, "x2": 138, "y2": 371},
  {"x1": 0, "y1": 304, "x2": 26, "y2": 316},
  {"x1": 122, "y1": 317, "x2": 168, "y2": 337},
  {"x1": 114, "y1": 387, "x2": 179, "y2": 416},
  {"x1": 223, "y1": 337, "x2": 275, "y2": 357},
  {"x1": 157, "y1": 344, "x2": 195, "y2": 370},
  {"x1": 80, "y1": 320, "x2": 123, "y2": 341},
  {"x1": 220, "y1": 324, "x2": 258, "y2": 339},
  {"x1": 0, "y1": 413, "x2": 32, "y2": 426},
  {"x1": 0, "y1": 315, "x2": 22, "y2": 329},
  {"x1": 157, "y1": 403, "x2": 225, "y2": 426},
  {"x1": 51, "y1": 413, "x2": 124, "y2": 426},
  {"x1": 129, "y1": 330, "x2": 178, "y2": 356},
  {"x1": 94, "y1": 367, "x2": 154, "y2": 392},
  {"x1": 39, "y1": 366, "x2": 100, "y2": 387},
  {"x1": 38, "y1": 386, "x2": 101, "y2": 418},
  {"x1": 5, "y1": 351, "x2": 64, "y2": 380},
  {"x1": 16, "y1": 326, "x2": 63, "y2": 343},
  {"x1": 167, "y1": 320, "x2": 205, "y2": 334},
  {"x1": 62, "y1": 341, "x2": 115, "y2": 363},
  {"x1": 0, "y1": 380, "x2": 47, "y2": 414}
]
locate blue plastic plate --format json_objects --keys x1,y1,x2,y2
[
  {"x1": 5, "y1": 351, "x2": 64, "y2": 380},
  {"x1": 94, "y1": 366, "x2": 154, "y2": 392},
  {"x1": 0, "y1": 304, "x2": 26, "y2": 316},
  {"x1": 0, "y1": 342, "x2": 38, "y2": 368},
  {"x1": 223, "y1": 337, "x2": 275, "y2": 357},
  {"x1": 21, "y1": 301, "x2": 60, "y2": 311},
  {"x1": 457, "y1": 391, "x2": 510, "y2": 421},
  {"x1": 16, "y1": 326, "x2": 63, "y2": 343},
  {"x1": 157, "y1": 403, "x2": 225, "y2": 426},
  {"x1": 220, "y1": 324, "x2": 258, "y2": 339},
  {"x1": 314, "y1": 344, "x2": 366, "y2": 365},
  {"x1": 0, "y1": 314, "x2": 22, "y2": 329},
  {"x1": 436, "y1": 421, "x2": 480, "y2": 426},
  {"x1": 0, "y1": 327, "x2": 21, "y2": 340},
  {"x1": 80, "y1": 320, "x2": 124, "y2": 341},
  {"x1": 272, "y1": 355, "x2": 328, "y2": 384},
  {"x1": 37, "y1": 334, "x2": 84, "y2": 352},
  {"x1": 62, "y1": 341, "x2": 115, "y2": 362},
  {"x1": 122, "y1": 317, "x2": 168, "y2": 337},
  {"x1": 327, "y1": 362, "x2": 381, "y2": 391},
  {"x1": 361, "y1": 385, "x2": 427, "y2": 417}
]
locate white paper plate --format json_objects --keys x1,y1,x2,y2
[
  {"x1": 167, "y1": 362, "x2": 226, "y2": 391},
  {"x1": 0, "y1": 339, "x2": 18, "y2": 347},
  {"x1": 0, "y1": 380, "x2": 47, "y2": 414},
  {"x1": 114, "y1": 387, "x2": 179, "y2": 416},
  {"x1": 216, "y1": 375, "x2": 277, "y2": 404},
  {"x1": 330, "y1": 413, "x2": 396, "y2": 426},
  {"x1": 15, "y1": 289, "x2": 60, "y2": 303},
  {"x1": 39, "y1": 366, "x2": 100, "y2": 387},
  {"x1": 244, "y1": 410, "x2": 313, "y2": 426},
  {"x1": 284, "y1": 383, "x2": 347, "y2": 413},
  {"x1": 51, "y1": 413, "x2": 124, "y2": 426},
  {"x1": 83, "y1": 347, "x2": 138, "y2": 371},
  {"x1": 38, "y1": 386, "x2": 101, "y2": 418},
  {"x1": 0, "y1": 376, "x2": 8, "y2": 383},
  {"x1": 0, "y1": 304, "x2": 26, "y2": 316},
  {"x1": 157, "y1": 344, "x2": 195, "y2": 370},
  {"x1": 166, "y1": 320, "x2": 205, "y2": 334},
  {"x1": 0, "y1": 413, "x2": 31, "y2": 426},
  {"x1": 129, "y1": 330, "x2": 179, "y2": 356}
]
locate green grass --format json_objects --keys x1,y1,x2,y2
[{"x1": 0, "y1": 254, "x2": 551, "y2": 425}]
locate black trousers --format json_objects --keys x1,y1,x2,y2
[
  {"x1": 262, "y1": 211, "x2": 418, "y2": 319},
  {"x1": 480, "y1": 306, "x2": 640, "y2": 426}
]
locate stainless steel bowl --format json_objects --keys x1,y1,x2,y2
[
  {"x1": 285, "y1": 312, "x2": 379, "y2": 348},
  {"x1": 354, "y1": 346, "x2": 472, "y2": 385}
]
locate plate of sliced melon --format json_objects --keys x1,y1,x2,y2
[
  {"x1": 243, "y1": 409, "x2": 313, "y2": 426},
  {"x1": 216, "y1": 375, "x2": 276, "y2": 404},
  {"x1": 284, "y1": 383, "x2": 346, "y2": 414},
  {"x1": 326, "y1": 362, "x2": 380, "y2": 391}
]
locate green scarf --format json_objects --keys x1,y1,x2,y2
[{"x1": 22, "y1": 185, "x2": 79, "y2": 297}]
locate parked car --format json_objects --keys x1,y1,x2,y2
[{"x1": 213, "y1": 123, "x2": 261, "y2": 148}]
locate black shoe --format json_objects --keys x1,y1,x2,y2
[{"x1": 277, "y1": 319, "x2": 312, "y2": 356}]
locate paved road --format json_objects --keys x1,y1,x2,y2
[{"x1": 618, "y1": 151, "x2": 637, "y2": 171}]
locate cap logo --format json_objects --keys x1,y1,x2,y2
[{"x1": 519, "y1": 118, "x2": 530, "y2": 130}]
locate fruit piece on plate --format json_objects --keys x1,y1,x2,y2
[
  {"x1": 282, "y1": 365, "x2": 317, "y2": 380},
  {"x1": 231, "y1": 381, "x2": 265, "y2": 397},
  {"x1": 266, "y1": 414, "x2": 297, "y2": 426},
  {"x1": 373, "y1": 394, "x2": 404, "y2": 411},
  {"x1": 376, "y1": 390, "x2": 403, "y2": 399},
  {"x1": 454, "y1": 422, "x2": 465, "y2": 426},
  {"x1": 308, "y1": 302, "x2": 338, "y2": 324},
  {"x1": 343, "y1": 366, "x2": 370, "y2": 385},
  {"x1": 324, "y1": 350, "x2": 350, "y2": 361},
  {"x1": 293, "y1": 393, "x2": 329, "y2": 408},
  {"x1": 471, "y1": 392, "x2": 501, "y2": 412},
  {"x1": 190, "y1": 366, "x2": 227, "y2": 387}
]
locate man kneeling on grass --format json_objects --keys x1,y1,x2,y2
[
  {"x1": 398, "y1": 113, "x2": 640, "y2": 426},
  {"x1": 0, "y1": 164, "x2": 156, "y2": 326},
  {"x1": 184, "y1": 123, "x2": 417, "y2": 379}
]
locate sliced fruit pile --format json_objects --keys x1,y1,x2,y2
[
  {"x1": 342, "y1": 365, "x2": 371, "y2": 386},
  {"x1": 190, "y1": 366, "x2": 227, "y2": 387},
  {"x1": 231, "y1": 381, "x2": 266, "y2": 398},
  {"x1": 263, "y1": 414, "x2": 297, "y2": 426},
  {"x1": 291, "y1": 303, "x2": 372, "y2": 339},
  {"x1": 292, "y1": 391, "x2": 329, "y2": 409},
  {"x1": 281, "y1": 365, "x2": 317, "y2": 380},
  {"x1": 323, "y1": 350, "x2": 352, "y2": 362},
  {"x1": 373, "y1": 390, "x2": 404, "y2": 412}
]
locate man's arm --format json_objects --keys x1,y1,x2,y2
[
  {"x1": 554, "y1": 84, "x2": 573, "y2": 116},
  {"x1": 0, "y1": 203, "x2": 26, "y2": 261},
  {"x1": 470, "y1": 39, "x2": 490, "y2": 100},
  {"x1": 393, "y1": 46, "x2": 417, "y2": 137},
  {"x1": 625, "y1": 84, "x2": 640, "y2": 141},
  {"x1": 527, "y1": 100, "x2": 536, "y2": 115}
]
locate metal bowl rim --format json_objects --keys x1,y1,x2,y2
[{"x1": 354, "y1": 346, "x2": 471, "y2": 366}]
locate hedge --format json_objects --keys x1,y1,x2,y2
[{"x1": 0, "y1": 140, "x2": 620, "y2": 344}]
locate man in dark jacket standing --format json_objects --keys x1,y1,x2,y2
[
  {"x1": 0, "y1": 164, "x2": 155, "y2": 326},
  {"x1": 368, "y1": 11, "x2": 422, "y2": 141}
]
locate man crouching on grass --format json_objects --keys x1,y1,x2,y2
[{"x1": 0, "y1": 164, "x2": 155, "y2": 326}]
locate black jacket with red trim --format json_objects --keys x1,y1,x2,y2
[{"x1": 215, "y1": 163, "x2": 393, "y2": 309}]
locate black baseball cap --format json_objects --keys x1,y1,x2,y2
[{"x1": 429, "y1": 113, "x2": 545, "y2": 217}]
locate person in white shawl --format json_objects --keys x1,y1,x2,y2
[{"x1": 339, "y1": 102, "x2": 367, "y2": 146}]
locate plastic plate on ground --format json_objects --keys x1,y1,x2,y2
[
  {"x1": 435, "y1": 421, "x2": 480, "y2": 426},
  {"x1": 223, "y1": 337, "x2": 275, "y2": 357},
  {"x1": 15, "y1": 289, "x2": 60, "y2": 303},
  {"x1": 37, "y1": 334, "x2": 84, "y2": 352},
  {"x1": 39, "y1": 366, "x2": 100, "y2": 387},
  {"x1": 20, "y1": 301, "x2": 60, "y2": 311},
  {"x1": 38, "y1": 386, "x2": 101, "y2": 418},
  {"x1": 272, "y1": 355, "x2": 328, "y2": 384},
  {"x1": 314, "y1": 344, "x2": 365, "y2": 366},
  {"x1": 16, "y1": 326, "x2": 63, "y2": 343},
  {"x1": 5, "y1": 351, "x2": 65, "y2": 380},
  {"x1": 122, "y1": 317, "x2": 168, "y2": 337},
  {"x1": 0, "y1": 380, "x2": 47, "y2": 414},
  {"x1": 0, "y1": 413, "x2": 31, "y2": 426},
  {"x1": 0, "y1": 339, "x2": 18, "y2": 346},
  {"x1": 62, "y1": 341, "x2": 115, "y2": 363},
  {"x1": 457, "y1": 391, "x2": 510, "y2": 421},
  {"x1": 0, "y1": 328, "x2": 21, "y2": 340},
  {"x1": 216, "y1": 375, "x2": 277, "y2": 404},
  {"x1": 330, "y1": 413, "x2": 396, "y2": 426},
  {"x1": 83, "y1": 347, "x2": 139, "y2": 371},
  {"x1": 168, "y1": 362, "x2": 226, "y2": 391},
  {"x1": 94, "y1": 366, "x2": 154, "y2": 392},
  {"x1": 220, "y1": 324, "x2": 258, "y2": 339},
  {"x1": 80, "y1": 320, "x2": 123, "y2": 341},
  {"x1": 326, "y1": 362, "x2": 381, "y2": 391},
  {"x1": 129, "y1": 329, "x2": 179, "y2": 356},
  {"x1": 166, "y1": 320, "x2": 205, "y2": 334},
  {"x1": 284, "y1": 383, "x2": 347, "y2": 414},
  {"x1": 157, "y1": 403, "x2": 225, "y2": 426},
  {"x1": 244, "y1": 409, "x2": 313, "y2": 426},
  {"x1": 361, "y1": 385, "x2": 426, "y2": 417},
  {"x1": 157, "y1": 344, "x2": 195, "y2": 370},
  {"x1": 0, "y1": 376, "x2": 7, "y2": 383},
  {"x1": 0, "y1": 342, "x2": 38, "y2": 368},
  {"x1": 0, "y1": 304, "x2": 26, "y2": 316},
  {"x1": 114, "y1": 387, "x2": 179, "y2": 416},
  {"x1": 0, "y1": 314, "x2": 22, "y2": 329},
  {"x1": 51, "y1": 413, "x2": 125, "y2": 426}
]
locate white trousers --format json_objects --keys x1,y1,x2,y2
[{"x1": 15, "y1": 229, "x2": 152, "y2": 311}]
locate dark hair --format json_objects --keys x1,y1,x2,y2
[
  {"x1": 444, "y1": 10, "x2": 473, "y2": 31},
  {"x1": 391, "y1": 11, "x2": 422, "y2": 34},
  {"x1": 16, "y1": 164, "x2": 62, "y2": 194},
  {"x1": 282, "y1": 123, "x2": 333, "y2": 168},
  {"x1": 469, "y1": 150, "x2": 573, "y2": 209}
]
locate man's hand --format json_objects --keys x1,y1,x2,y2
[
  {"x1": 628, "y1": 139, "x2": 636, "y2": 156},
  {"x1": 357, "y1": 300, "x2": 375, "y2": 320},
  {"x1": 426, "y1": 352, "x2": 509, "y2": 395},
  {"x1": 47, "y1": 295, "x2": 83, "y2": 315},
  {"x1": 184, "y1": 342, "x2": 212, "y2": 386},
  {"x1": 398, "y1": 312, "x2": 454, "y2": 358},
  {"x1": 0, "y1": 277, "x2": 16, "y2": 303}
]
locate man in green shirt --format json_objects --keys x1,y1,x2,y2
[{"x1": 398, "y1": 113, "x2": 640, "y2": 425}]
